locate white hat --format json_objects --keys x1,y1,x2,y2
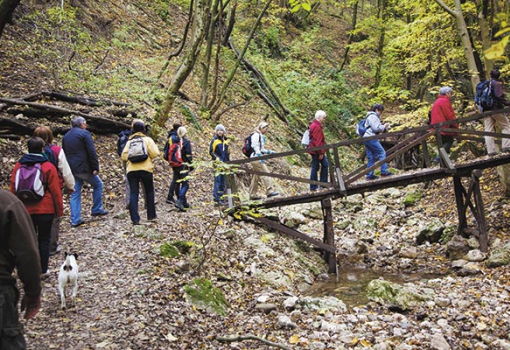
[
  {"x1": 177, "y1": 126, "x2": 187, "y2": 138},
  {"x1": 258, "y1": 122, "x2": 269, "y2": 130},
  {"x1": 215, "y1": 124, "x2": 226, "y2": 133}
]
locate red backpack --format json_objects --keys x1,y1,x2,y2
[{"x1": 167, "y1": 141, "x2": 183, "y2": 167}]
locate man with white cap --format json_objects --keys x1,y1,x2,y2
[
  {"x1": 248, "y1": 122, "x2": 279, "y2": 200},
  {"x1": 209, "y1": 124, "x2": 230, "y2": 205}
]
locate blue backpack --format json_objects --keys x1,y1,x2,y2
[
  {"x1": 356, "y1": 118, "x2": 368, "y2": 137},
  {"x1": 475, "y1": 80, "x2": 494, "y2": 110}
]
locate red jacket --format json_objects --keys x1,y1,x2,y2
[
  {"x1": 430, "y1": 95, "x2": 458, "y2": 136},
  {"x1": 308, "y1": 119, "x2": 326, "y2": 155},
  {"x1": 10, "y1": 159, "x2": 64, "y2": 217}
]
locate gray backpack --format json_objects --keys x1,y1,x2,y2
[{"x1": 127, "y1": 136, "x2": 149, "y2": 163}]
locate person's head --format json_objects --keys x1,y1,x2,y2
[
  {"x1": 71, "y1": 116, "x2": 87, "y2": 128},
  {"x1": 490, "y1": 69, "x2": 501, "y2": 80},
  {"x1": 33, "y1": 126, "x2": 54, "y2": 144},
  {"x1": 177, "y1": 126, "x2": 187, "y2": 138},
  {"x1": 315, "y1": 110, "x2": 327, "y2": 123},
  {"x1": 215, "y1": 124, "x2": 226, "y2": 136},
  {"x1": 132, "y1": 120, "x2": 146, "y2": 133},
  {"x1": 173, "y1": 122, "x2": 182, "y2": 131},
  {"x1": 27, "y1": 137, "x2": 45, "y2": 154},
  {"x1": 371, "y1": 104, "x2": 385, "y2": 115},
  {"x1": 439, "y1": 87, "x2": 452, "y2": 97},
  {"x1": 257, "y1": 121, "x2": 269, "y2": 134}
]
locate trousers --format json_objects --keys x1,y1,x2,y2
[{"x1": 0, "y1": 284, "x2": 26, "y2": 350}]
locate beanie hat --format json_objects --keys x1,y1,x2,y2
[
  {"x1": 177, "y1": 126, "x2": 187, "y2": 138},
  {"x1": 215, "y1": 124, "x2": 226, "y2": 134},
  {"x1": 439, "y1": 86, "x2": 452, "y2": 95},
  {"x1": 259, "y1": 122, "x2": 269, "y2": 130}
]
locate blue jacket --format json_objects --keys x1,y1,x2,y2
[
  {"x1": 181, "y1": 137, "x2": 193, "y2": 165},
  {"x1": 62, "y1": 126, "x2": 99, "y2": 175},
  {"x1": 209, "y1": 135, "x2": 230, "y2": 162}
]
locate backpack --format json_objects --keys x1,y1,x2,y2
[
  {"x1": 168, "y1": 141, "x2": 183, "y2": 167},
  {"x1": 163, "y1": 137, "x2": 174, "y2": 161},
  {"x1": 14, "y1": 162, "x2": 45, "y2": 203},
  {"x1": 127, "y1": 135, "x2": 149, "y2": 163},
  {"x1": 356, "y1": 118, "x2": 368, "y2": 137},
  {"x1": 117, "y1": 130, "x2": 131, "y2": 157},
  {"x1": 242, "y1": 133, "x2": 255, "y2": 158},
  {"x1": 301, "y1": 129, "x2": 310, "y2": 147},
  {"x1": 43, "y1": 145, "x2": 59, "y2": 169},
  {"x1": 475, "y1": 80, "x2": 494, "y2": 110}
]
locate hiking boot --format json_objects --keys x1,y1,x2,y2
[
  {"x1": 366, "y1": 175, "x2": 379, "y2": 180},
  {"x1": 174, "y1": 200, "x2": 185, "y2": 212},
  {"x1": 166, "y1": 197, "x2": 176, "y2": 204},
  {"x1": 267, "y1": 192, "x2": 279, "y2": 198},
  {"x1": 381, "y1": 172, "x2": 393, "y2": 177},
  {"x1": 250, "y1": 196, "x2": 262, "y2": 200},
  {"x1": 91, "y1": 210, "x2": 109, "y2": 217},
  {"x1": 71, "y1": 220, "x2": 86, "y2": 228}
]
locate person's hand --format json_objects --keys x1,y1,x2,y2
[
  {"x1": 319, "y1": 154, "x2": 324, "y2": 160},
  {"x1": 21, "y1": 295, "x2": 41, "y2": 320},
  {"x1": 266, "y1": 150, "x2": 272, "y2": 155},
  {"x1": 384, "y1": 123, "x2": 391, "y2": 131},
  {"x1": 92, "y1": 170, "x2": 98, "y2": 176},
  {"x1": 256, "y1": 153, "x2": 263, "y2": 157}
]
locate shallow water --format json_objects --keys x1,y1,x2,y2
[{"x1": 306, "y1": 267, "x2": 444, "y2": 307}]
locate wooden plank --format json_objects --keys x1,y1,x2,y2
[
  {"x1": 251, "y1": 216, "x2": 336, "y2": 254},
  {"x1": 321, "y1": 199, "x2": 338, "y2": 274},
  {"x1": 472, "y1": 172, "x2": 488, "y2": 252},
  {"x1": 241, "y1": 167, "x2": 333, "y2": 187}
]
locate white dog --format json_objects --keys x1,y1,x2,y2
[{"x1": 58, "y1": 252, "x2": 79, "y2": 309}]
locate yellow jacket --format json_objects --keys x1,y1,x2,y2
[{"x1": 121, "y1": 132, "x2": 160, "y2": 173}]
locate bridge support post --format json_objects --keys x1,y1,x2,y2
[
  {"x1": 453, "y1": 171, "x2": 488, "y2": 252},
  {"x1": 321, "y1": 198, "x2": 338, "y2": 274}
]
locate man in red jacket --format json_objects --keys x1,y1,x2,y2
[
  {"x1": 430, "y1": 86, "x2": 459, "y2": 162},
  {"x1": 308, "y1": 110, "x2": 329, "y2": 190},
  {"x1": 10, "y1": 137, "x2": 64, "y2": 277}
]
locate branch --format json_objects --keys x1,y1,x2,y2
[
  {"x1": 216, "y1": 334, "x2": 290, "y2": 350},
  {"x1": 434, "y1": 0, "x2": 457, "y2": 17},
  {"x1": 214, "y1": 99, "x2": 250, "y2": 121}
]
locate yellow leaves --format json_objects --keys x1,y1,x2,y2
[
  {"x1": 360, "y1": 339, "x2": 372, "y2": 347},
  {"x1": 289, "y1": 334, "x2": 300, "y2": 344},
  {"x1": 484, "y1": 36, "x2": 510, "y2": 60}
]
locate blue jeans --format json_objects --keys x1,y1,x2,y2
[
  {"x1": 167, "y1": 167, "x2": 181, "y2": 201},
  {"x1": 310, "y1": 154, "x2": 329, "y2": 190},
  {"x1": 30, "y1": 213, "x2": 53, "y2": 274},
  {"x1": 127, "y1": 171, "x2": 156, "y2": 223},
  {"x1": 176, "y1": 166, "x2": 190, "y2": 204},
  {"x1": 70, "y1": 173, "x2": 105, "y2": 225},
  {"x1": 213, "y1": 174, "x2": 226, "y2": 202},
  {"x1": 364, "y1": 139, "x2": 389, "y2": 177}
]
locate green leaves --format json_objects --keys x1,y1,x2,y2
[{"x1": 289, "y1": 0, "x2": 312, "y2": 13}]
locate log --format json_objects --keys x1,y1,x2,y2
[
  {"x1": 42, "y1": 91, "x2": 131, "y2": 107},
  {"x1": 0, "y1": 97, "x2": 131, "y2": 129}
]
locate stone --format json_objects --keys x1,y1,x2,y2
[
  {"x1": 276, "y1": 315, "x2": 297, "y2": 329},
  {"x1": 298, "y1": 296, "x2": 347, "y2": 313},
  {"x1": 285, "y1": 211, "x2": 307, "y2": 228},
  {"x1": 457, "y1": 262, "x2": 483, "y2": 276},
  {"x1": 466, "y1": 249, "x2": 486, "y2": 262},
  {"x1": 451, "y1": 259, "x2": 467, "y2": 269},
  {"x1": 430, "y1": 333, "x2": 451, "y2": 350},
  {"x1": 416, "y1": 218, "x2": 444, "y2": 245},
  {"x1": 403, "y1": 190, "x2": 421, "y2": 207},
  {"x1": 400, "y1": 246, "x2": 418, "y2": 259},
  {"x1": 366, "y1": 278, "x2": 433, "y2": 310},
  {"x1": 255, "y1": 303, "x2": 278, "y2": 314},
  {"x1": 486, "y1": 242, "x2": 510, "y2": 267},
  {"x1": 309, "y1": 342, "x2": 327, "y2": 350},
  {"x1": 446, "y1": 235, "x2": 470, "y2": 260},
  {"x1": 283, "y1": 296, "x2": 298, "y2": 309}
]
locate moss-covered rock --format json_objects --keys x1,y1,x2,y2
[
  {"x1": 184, "y1": 278, "x2": 228, "y2": 315},
  {"x1": 486, "y1": 242, "x2": 510, "y2": 268},
  {"x1": 159, "y1": 243, "x2": 180, "y2": 258},
  {"x1": 416, "y1": 218, "x2": 444, "y2": 245},
  {"x1": 403, "y1": 191, "x2": 422, "y2": 207},
  {"x1": 366, "y1": 279, "x2": 432, "y2": 310}
]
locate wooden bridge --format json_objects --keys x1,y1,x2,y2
[{"x1": 225, "y1": 108, "x2": 510, "y2": 273}]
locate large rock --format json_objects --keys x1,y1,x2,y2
[
  {"x1": 486, "y1": 242, "x2": 510, "y2": 267},
  {"x1": 416, "y1": 218, "x2": 444, "y2": 245},
  {"x1": 297, "y1": 296, "x2": 347, "y2": 313},
  {"x1": 366, "y1": 278, "x2": 433, "y2": 310},
  {"x1": 403, "y1": 191, "x2": 422, "y2": 207},
  {"x1": 446, "y1": 235, "x2": 470, "y2": 260}
]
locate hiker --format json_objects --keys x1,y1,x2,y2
[
  {"x1": 0, "y1": 190, "x2": 42, "y2": 348},
  {"x1": 33, "y1": 125, "x2": 75, "y2": 256},
  {"x1": 248, "y1": 122, "x2": 279, "y2": 200},
  {"x1": 209, "y1": 124, "x2": 230, "y2": 205},
  {"x1": 121, "y1": 120, "x2": 160, "y2": 225},
  {"x1": 10, "y1": 137, "x2": 64, "y2": 278},
  {"x1": 173, "y1": 126, "x2": 193, "y2": 211},
  {"x1": 430, "y1": 86, "x2": 459, "y2": 162},
  {"x1": 363, "y1": 104, "x2": 392, "y2": 180},
  {"x1": 482, "y1": 70, "x2": 510, "y2": 156},
  {"x1": 308, "y1": 110, "x2": 329, "y2": 191},
  {"x1": 165, "y1": 122, "x2": 182, "y2": 204},
  {"x1": 62, "y1": 116, "x2": 109, "y2": 228}
]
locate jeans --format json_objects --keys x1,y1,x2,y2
[
  {"x1": 0, "y1": 284, "x2": 26, "y2": 350},
  {"x1": 30, "y1": 214, "x2": 54, "y2": 274},
  {"x1": 213, "y1": 174, "x2": 226, "y2": 202},
  {"x1": 167, "y1": 167, "x2": 181, "y2": 201},
  {"x1": 175, "y1": 166, "x2": 190, "y2": 205},
  {"x1": 364, "y1": 139, "x2": 389, "y2": 177},
  {"x1": 310, "y1": 154, "x2": 329, "y2": 190},
  {"x1": 127, "y1": 171, "x2": 156, "y2": 224},
  {"x1": 70, "y1": 173, "x2": 105, "y2": 225}
]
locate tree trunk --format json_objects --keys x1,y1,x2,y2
[
  {"x1": 339, "y1": 0, "x2": 358, "y2": 72},
  {"x1": 373, "y1": 0, "x2": 386, "y2": 88},
  {"x1": 0, "y1": 0, "x2": 20, "y2": 39},
  {"x1": 434, "y1": 0, "x2": 480, "y2": 94},
  {"x1": 156, "y1": 0, "x2": 209, "y2": 127}
]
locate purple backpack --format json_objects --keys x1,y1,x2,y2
[{"x1": 15, "y1": 163, "x2": 45, "y2": 203}]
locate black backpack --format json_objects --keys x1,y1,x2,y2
[
  {"x1": 475, "y1": 80, "x2": 494, "y2": 110},
  {"x1": 242, "y1": 133, "x2": 255, "y2": 158},
  {"x1": 117, "y1": 130, "x2": 131, "y2": 156}
]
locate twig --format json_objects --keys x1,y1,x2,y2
[{"x1": 216, "y1": 334, "x2": 290, "y2": 350}]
